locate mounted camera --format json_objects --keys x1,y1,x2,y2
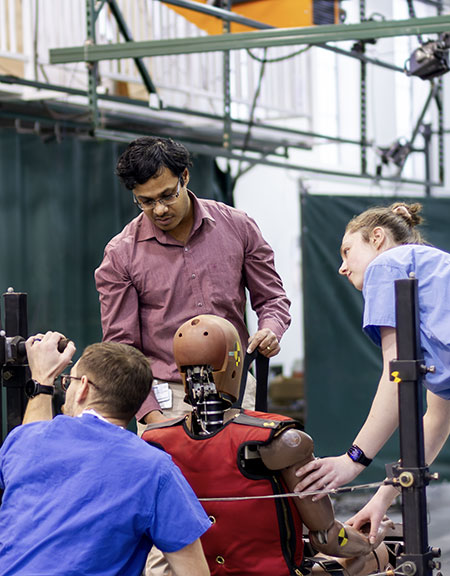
[
  {"x1": 378, "y1": 138, "x2": 411, "y2": 169},
  {"x1": 0, "y1": 289, "x2": 68, "y2": 443},
  {"x1": 405, "y1": 33, "x2": 450, "y2": 81}
]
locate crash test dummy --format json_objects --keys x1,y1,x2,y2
[{"x1": 143, "y1": 315, "x2": 394, "y2": 576}]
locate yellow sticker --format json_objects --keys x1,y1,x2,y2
[
  {"x1": 338, "y1": 527, "x2": 348, "y2": 547},
  {"x1": 229, "y1": 341, "x2": 242, "y2": 366},
  {"x1": 391, "y1": 370, "x2": 402, "y2": 384}
]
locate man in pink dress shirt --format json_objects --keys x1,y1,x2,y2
[{"x1": 95, "y1": 136, "x2": 291, "y2": 425}]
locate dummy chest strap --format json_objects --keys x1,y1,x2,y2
[{"x1": 233, "y1": 350, "x2": 269, "y2": 411}]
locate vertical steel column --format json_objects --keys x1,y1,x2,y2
[
  {"x1": 222, "y1": 0, "x2": 233, "y2": 204},
  {"x1": 437, "y1": 0, "x2": 445, "y2": 185},
  {"x1": 359, "y1": 0, "x2": 367, "y2": 174},
  {"x1": 436, "y1": 80, "x2": 444, "y2": 185},
  {"x1": 390, "y1": 278, "x2": 435, "y2": 576},
  {"x1": 86, "y1": 0, "x2": 100, "y2": 131},
  {"x1": 422, "y1": 123, "x2": 432, "y2": 197}
]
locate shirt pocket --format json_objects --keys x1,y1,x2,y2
[{"x1": 207, "y1": 254, "x2": 244, "y2": 306}]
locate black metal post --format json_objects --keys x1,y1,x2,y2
[
  {"x1": 1, "y1": 290, "x2": 29, "y2": 443},
  {"x1": 390, "y1": 278, "x2": 437, "y2": 575}
]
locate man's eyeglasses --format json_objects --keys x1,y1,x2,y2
[
  {"x1": 133, "y1": 179, "x2": 181, "y2": 211},
  {"x1": 59, "y1": 374, "x2": 99, "y2": 392}
]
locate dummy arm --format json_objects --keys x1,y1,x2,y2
[{"x1": 259, "y1": 428, "x2": 387, "y2": 559}]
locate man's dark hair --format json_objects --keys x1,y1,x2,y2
[
  {"x1": 77, "y1": 342, "x2": 152, "y2": 421},
  {"x1": 116, "y1": 136, "x2": 193, "y2": 190}
]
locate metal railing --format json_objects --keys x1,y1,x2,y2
[{"x1": 0, "y1": 0, "x2": 311, "y2": 122}]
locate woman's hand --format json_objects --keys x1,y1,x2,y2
[
  {"x1": 346, "y1": 486, "x2": 398, "y2": 544},
  {"x1": 293, "y1": 454, "x2": 364, "y2": 501}
]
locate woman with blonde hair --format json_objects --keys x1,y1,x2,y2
[{"x1": 295, "y1": 202, "x2": 450, "y2": 544}]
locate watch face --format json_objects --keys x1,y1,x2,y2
[{"x1": 25, "y1": 379, "x2": 38, "y2": 398}]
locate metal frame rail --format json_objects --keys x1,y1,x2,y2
[{"x1": 47, "y1": 3, "x2": 450, "y2": 192}]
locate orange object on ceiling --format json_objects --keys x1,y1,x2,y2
[{"x1": 163, "y1": 0, "x2": 340, "y2": 35}]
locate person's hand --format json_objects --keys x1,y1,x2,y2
[
  {"x1": 247, "y1": 328, "x2": 280, "y2": 358},
  {"x1": 293, "y1": 454, "x2": 364, "y2": 500},
  {"x1": 347, "y1": 487, "x2": 397, "y2": 545},
  {"x1": 25, "y1": 331, "x2": 76, "y2": 385}
]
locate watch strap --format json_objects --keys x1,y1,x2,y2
[
  {"x1": 26, "y1": 379, "x2": 54, "y2": 399},
  {"x1": 346, "y1": 444, "x2": 372, "y2": 467}
]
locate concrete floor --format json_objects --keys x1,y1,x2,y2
[{"x1": 333, "y1": 482, "x2": 450, "y2": 575}]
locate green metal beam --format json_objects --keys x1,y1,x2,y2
[
  {"x1": 50, "y1": 15, "x2": 450, "y2": 63},
  {"x1": 94, "y1": 128, "x2": 443, "y2": 189}
]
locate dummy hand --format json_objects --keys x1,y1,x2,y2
[
  {"x1": 347, "y1": 487, "x2": 397, "y2": 545},
  {"x1": 293, "y1": 454, "x2": 364, "y2": 501},
  {"x1": 247, "y1": 328, "x2": 280, "y2": 358},
  {"x1": 26, "y1": 331, "x2": 76, "y2": 385}
]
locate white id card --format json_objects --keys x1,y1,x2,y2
[{"x1": 153, "y1": 382, "x2": 173, "y2": 409}]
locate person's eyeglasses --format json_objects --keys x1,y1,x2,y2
[
  {"x1": 133, "y1": 179, "x2": 181, "y2": 211},
  {"x1": 59, "y1": 374, "x2": 99, "y2": 392}
]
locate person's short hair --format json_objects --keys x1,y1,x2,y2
[
  {"x1": 116, "y1": 136, "x2": 192, "y2": 190},
  {"x1": 77, "y1": 342, "x2": 152, "y2": 421}
]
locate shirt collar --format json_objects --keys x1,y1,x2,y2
[
  {"x1": 135, "y1": 190, "x2": 216, "y2": 243},
  {"x1": 79, "y1": 409, "x2": 122, "y2": 428}
]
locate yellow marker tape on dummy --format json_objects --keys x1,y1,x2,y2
[
  {"x1": 228, "y1": 341, "x2": 242, "y2": 367},
  {"x1": 338, "y1": 527, "x2": 348, "y2": 547},
  {"x1": 391, "y1": 371, "x2": 402, "y2": 384}
]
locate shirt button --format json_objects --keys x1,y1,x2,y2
[
  {"x1": 191, "y1": 274, "x2": 196, "y2": 279},
  {"x1": 197, "y1": 302, "x2": 203, "y2": 307},
  {"x1": 184, "y1": 247, "x2": 189, "y2": 252}
]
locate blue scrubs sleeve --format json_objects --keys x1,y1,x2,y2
[{"x1": 150, "y1": 462, "x2": 211, "y2": 553}]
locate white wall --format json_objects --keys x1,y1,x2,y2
[{"x1": 233, "y1": 166, "x2": 303, "y2": 377}]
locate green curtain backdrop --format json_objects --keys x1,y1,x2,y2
[
  {"x1": 301, "y1": 194, "x2": 450, "y2": 482},
  {"x1": 0, "y1": 129, "x2": 225, "y2": 435},
  {"x1": 0, "y1": 129, "x2": 225, "y2": 351}
]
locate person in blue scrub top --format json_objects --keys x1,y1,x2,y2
[{"x1": 294, "y1": 202, "x2": 450, "y2": 544}]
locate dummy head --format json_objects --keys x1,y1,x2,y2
[{"x1": 173, "y1": 314, "x2": 243, "y2": 405}]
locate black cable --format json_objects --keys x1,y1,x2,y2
[{"x1": 246, "y1": 45, "x2": 311, "y2": 64}]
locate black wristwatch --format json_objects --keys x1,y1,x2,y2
[
  {"x1": 25, "y1": 379, "x2": 54, "y2": 399},
  {"x1": 346, "y1": 444, "x2": 372, "y2": 467}
]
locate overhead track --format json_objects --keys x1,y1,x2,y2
[{"x1": 50, "y1": 15, "x2": 450, "y2": 62}]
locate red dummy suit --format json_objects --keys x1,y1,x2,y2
[{"x1": 143, "y1": 315, "x2": 392, "y2": 576}]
